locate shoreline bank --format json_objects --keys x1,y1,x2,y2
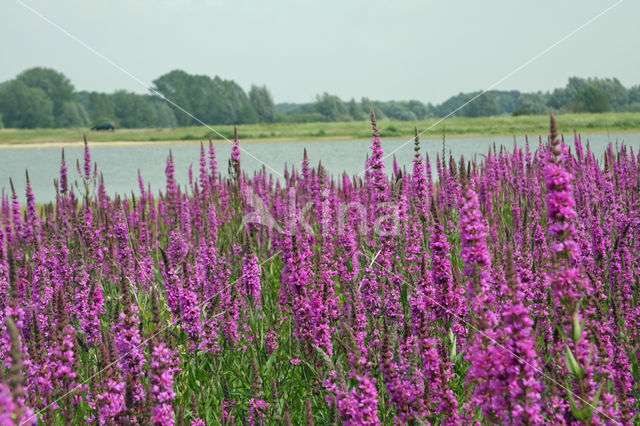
[{"x1": 2, "y1": 129, "x2": 640, "y2": 150}]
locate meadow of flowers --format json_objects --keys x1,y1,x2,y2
[{"x1": 0, "y1": 112, "x2": 638, "y2": 425}]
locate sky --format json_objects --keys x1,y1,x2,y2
[{"x1": 1, "y1": 0, "x2": 639, "y2": 104}]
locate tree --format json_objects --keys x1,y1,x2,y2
[
  {"x1": 572, "y1": 86, "x2": 611, "y2": 113},
  {"x1": 547, "y1": 77, "x2": 588, "y2": 110},
  {"x1": 405, "y1": 100, "x2": 431, "y2": 119},
  {"x1": 249, "y1": 85, "x2": 277, "y2": 123},
  {"x1": 217, "y1": 78, "x2": 258, "y2": 124},
  {"x1": 360, "y1": 98, "x2": 387, "y2": 120},
  {"x1": 628, "y1": 85, "x2": 640, "y2": 112},
  {"x1": 490, "y1": 90, "x2": 520, "y2": 115},
  {"x1": 153, "y1": 70, "x2": 258, "y2": 125},
  {"x1": 459, "y1": 91, "x2": 498, "y2": 117},
  {"x1": 16, "y1": 67, "x2": 75, "y2": 125},
  {"x1": 432, "y1": 91, "x2": 498, "y2": 117},
  {"x1": 149, "y1": 98, "x2": 178, "y2": 128},
  {"x1": 57, "y1": 101, "x2": 89, "y2": 127},
  {"x1": 88, "y1": 92, "x2": 115, "y2": 123},
  {"x1": 348, "y1": 98, "x2": 367, "y2": 120},
  {"x1": 76, "y1": 90, "x2": 91, "y2": 111},
  {"x1": 112, "y1": 90, "x2": 156, "y2": 128},
  {"x1": 383, "y1": 102, "x2": 417, "y2": 121},
  {"x1": 629, "y1": 85, "x2": 640, "y2": 104},
  {"x1": 0, "y1": 80, "x2": 54, "y2": 128},
  {"x1": 516, "y1": 93, "x2": 549, "y2": 115},
  {"x1": 153, "y1": 70, "x2": 200, "y2": 126},
  {"x1": 586, "y1": 77, "x2": 628, "y2": 110},
  {"x1": 312, "y1": 93, "x2": 350, "y2": 122}
]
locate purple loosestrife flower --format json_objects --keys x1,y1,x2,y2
[
  {"x1": 150, "y1": 343, "x2": 181, "y2": 426},
  {"x1": 8, "y1": 180, "x2": 21, "y2": 243},
  {"x1": 137, "y1": 169, "x2": 145, "y2": 198},
  {"x1": 425, "y1": 153, "x2": 435, "y2": 202},
  {"x1": 241, "y1": 248, "x2": 262, "y2": 309},
  {"x1": 71, "y1": 265, "x2": 104, "y2": 346},
  {"x1": 165, "y1": 232, "x2": 204, "y2": 348},
  {"x1": 114, "y1": 212, "x2": 134, "y2": 281},
  {"x1": 44, "y1": 291, "x2": 80, "y2": 421},
  {"x1": 180, "y1": 266, "x2": 205, "y2": 347},
  {"x1": 336, "y1": 375, "x2": 381, "y2": 426},
  {"x1": 361, "y1": 112, "x2": 402, "y2": 321},
  {"x1": 411, "y1": 129, "x2": 429, "y2": 219},
  {"x1": 380, "y1": 331, "x2": 424, "y2": 423},
  {"x1": 1, "y1": 195, "x2": 9, "y2": 232},
  {"x1": 247, "y1": 398, "x2": 269, "y2": 425},
  {"x1": 231, "y1": 126, "x2": 241, "y2": 180},
  {"x1": 198, "y1": 142, "x2": 209, "y2": 195},
  {"x1": 23, "y1": 171, "x2": 40, "y2": 244},
  {"x1": 545, "y1": 113, "x2": 602, "y2": 423},
  {"x1": 208, "y1": 139, "x2": 218, "y2": 185},
  {"x1": 265, "y1": 331, "x2": 278, "y2": 355},
  {"x1": 0, "y1": 230, "x2": 7, "y2": 312},
  {"x1": 83, "y1": 279, "x2": 105, "y2": 346},
  {"x1": 165, "y1": 151, "x2": 178, "y2": 220},
  {"x1": 430, "y1": 214, "x2": 466, "y2": 344},
  {"x1": 0, "y1": 382, "x2": 18, "y2": 425},
  {"x1": 1, "y1": 317, "x2": 37, "y2": 425},
  {"x1": 60, "y1": 148, "x2": 68, "y2": 195},
  {"x1": 459, "y1": 182, "x2": 507, "y2": 421},
  {"x1": 491, "y1": 247, "x2": 545, "y2": 425},
  {"x1": 459, "y1": 184, "x2": 494, "y2": 317},
  {"x1": 93, "y1": 378, "x2": 126, "y2": 424},
  {"x1": 365, "y1": 112, "x2": 389, "y2": 227},
  {"x1": 221, "y1": 399, "x2": 237, "y2": 424},
  {"x1": 0, "y1": 381, "x2": 36, "y2": 425},
  {"x1": 310, "y1": 244, "x2": 339, "y2": 357},
  {"x1": 111, "y1": 294, "x2": 145, "y2": 403},
  {"x1": 280, "y1": 234, "x2": 317, "y2": 345},
  {"x1": 83, "y1": 135, "x2": 93, "y2": 181},
  {"x1": 301, "y1": 148, "x2": 311, "y2": 194}
]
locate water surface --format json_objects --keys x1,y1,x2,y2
[{"x1": 1, "y1": 133, "x2": 638, "y2": 204}]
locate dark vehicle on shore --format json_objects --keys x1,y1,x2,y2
[{"x1": 91, "y1": 122, "x2": 116, "y2": 131}]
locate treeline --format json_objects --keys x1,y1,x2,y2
[
  {"x1": 0, "y1": 67, "x2": 639, "y2": 129},
  {"x1": 0, "y1": 68, "x2": 276, "y2": 129},
  {"x1": 284, "y1": 77, "x2": 640, "y2": 122}
]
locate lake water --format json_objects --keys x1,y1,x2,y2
[{"x1": 2, "y1": 133, "x2": 639, "y2": 204}]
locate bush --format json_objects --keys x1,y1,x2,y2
[
  {"x1": 573, "y1": 86, "x2": 611, "y2": 113},
  {"x1": 93, "y1": 116, "x2": 117, "y2": 127},
  {"x1": 286, "y1": 113, "x2": 328, "y2": 123},
  {"x1": 512, "y1": 108, "x2": 531, "y2": 116}
]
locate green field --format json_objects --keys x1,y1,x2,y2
[{"x1": 1, "y1": 112, "x2": 640, "y2": 146}]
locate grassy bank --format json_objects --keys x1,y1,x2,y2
[{"x1": 1, "y1": 112, "x2": 640, "y2": 146}]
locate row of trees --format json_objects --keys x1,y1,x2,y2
[
  {"x1": 0, "y1": 67, "x2": 638, "y2": 129},
  {"x1": 0, "y1": 68, "x2": 277, "y2": 129},
  {"x1": 282, "y1": 77, "x2": 640, "y2": 122}
]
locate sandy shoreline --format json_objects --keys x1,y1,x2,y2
[
  {"x1": 0, "y1": 137, "x2": 364, "y2": 150},
  {"x1": 0, "y1": 129, "x2": 637, "y2": 150}
]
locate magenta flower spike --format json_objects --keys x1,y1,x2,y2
[
  {"x1": 83, "y1": 135, "x2": 92, "y2": 181},
  {"x1": 60, "y1": 149, "x2": 68, "y2": 195}
]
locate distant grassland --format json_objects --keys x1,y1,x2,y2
[{"x1": 1, "y1": 112, "x2": 640, "y2": 146}]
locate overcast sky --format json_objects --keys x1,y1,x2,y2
[{"x1": 1, "y1": 0, "x2": 638, "y2": 104}]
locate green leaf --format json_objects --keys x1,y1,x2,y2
[
  {"x1": 572, "y1": 311, "x2": 584, "y2": 344},
  {"x1": 584, "y1": 382, "x2": 603, "y2": 419},
  {"x1": 565, "y1": 346, "x2": 584, "y2": 379},
  {"x1": 448, "y1": 329, "x2": 458, "y2": 361}
]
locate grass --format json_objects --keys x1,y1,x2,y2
[{"x1": 1, "y1": 112, "x2": 640, "y2": 146}]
